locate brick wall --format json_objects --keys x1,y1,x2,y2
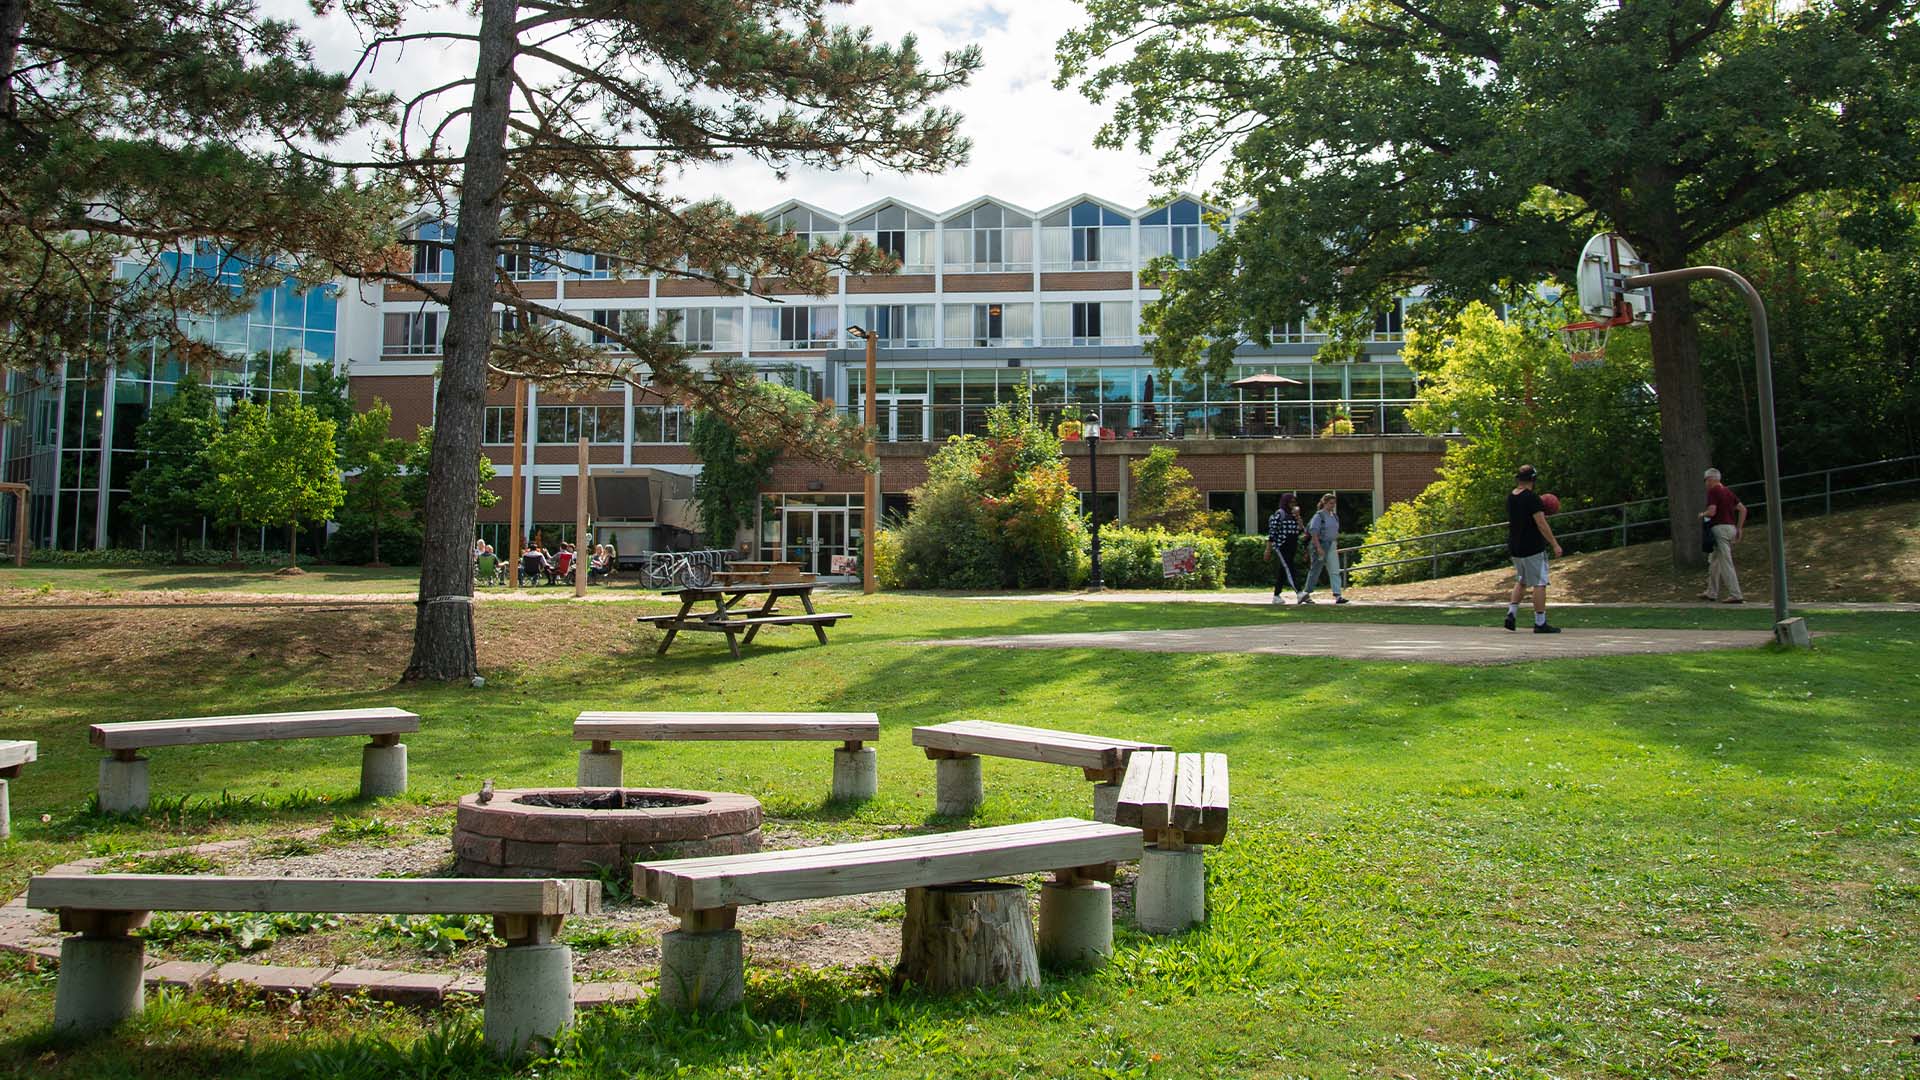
[
  {"x1": 564, "y1": 279, "x2": 650, "y2": 299},
  {"x1": 942, "y1": 272, "x2": 1032, "y2": 293},
  {"x1": 1383, "y1": 451, "x2": 1444, "y2": 503},
  {"x1": 1039, "y1": 271, "x2": 1133, "y2": 291},
  {"x1": 1253, "y1": 453, "x2": 1375, "y2": 492},
  {"x1": 847, "y1": 274, "x2": 935, "y2": 294},
  {"x1": 658, "y1": 279, "x2": 732, "y2": 297},
  {"x1": 352, "y1": 374, "x2": 435, "y2": 435}
]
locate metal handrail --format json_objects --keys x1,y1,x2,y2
[{"x1": 1342, "y1": 453, "x2": 1920, "y2": 579}]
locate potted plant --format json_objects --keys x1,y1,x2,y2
[{"x1": 1057, "y1": 418, "x2": 1083, "y2": 441}]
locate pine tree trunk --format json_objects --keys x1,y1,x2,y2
[
  {"x1": 896, "y1": 883, "x2": 1040, "y2": 995},
  {"x1": 403, "y1": 0, "x2": 518, "y2": 681},
  {"x1": 1647, "y1": 277, "x2": 1713, "y2": 570}
]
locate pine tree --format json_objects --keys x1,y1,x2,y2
[{"x1": 323, "y1": 0, "x2": 980, "y2": 679}]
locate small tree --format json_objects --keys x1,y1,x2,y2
[
  {"x1": 339, "y1": 401, "x2": 410, "y2": 565},
  {"x1": 204, "y1": 399, "x2": 345, "y2": 567},
  {"x1": 128, "y1": 374, "x2": 221, "y2": 558},
  {"x1": 1127, "y1": 447, "x2": 1231, "y2": 535},
  {"x1": 689, "y1": 380, "x2": 818, "y2": 545}
]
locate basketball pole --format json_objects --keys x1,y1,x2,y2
[{"x1": 1623, "y1": 265, "x2": 1794, "y2": 642}]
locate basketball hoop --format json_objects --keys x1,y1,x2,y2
[
  {"x1": 1558, "y1": 318, "x2": 1618, "y2": 366},
  {"x1": 1561, "y1": 233, "x2": 1654, "y2": 365}
]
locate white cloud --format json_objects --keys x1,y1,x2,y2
[{"x1": 267, "y1": 0, "x2": 1194, "y2": 217}]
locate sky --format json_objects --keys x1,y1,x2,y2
[{"x1": 279, "y1": 0, "x2": 1192, "y2": 217}]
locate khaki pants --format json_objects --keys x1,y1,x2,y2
[{"x1": 1706, "y1": 524, "x2": 1742, "y2": 600}]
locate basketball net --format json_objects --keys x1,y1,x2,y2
[{"x1": 1557, "y1": 320, "x2": 1613, "y2": 367}]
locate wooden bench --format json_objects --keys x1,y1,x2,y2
[
  {"x1": 575, "y1": 711, "x2": 882, "y2": 801},
  {"x1": 0, "y1": 740, "x2": 37, "y2": 841},
  {"x1": 88, "y1": 707, "x2": 419, "y2": 815},
  {"x1": 1115, "y1": 751, "x2": 1231, "y2": 934},
  {"x1": 911, "y1": 720, "x2": 1171, "y2": 819},
  {"x1": 28, "y1": 873, "x2": 598, "y2": 1055},
  {"x1": 642, "y1": 583, "x2": 849, "y2": 658},
  {"x1": 634, "y1": 818, "x2": 1142, "y2": 1009}
]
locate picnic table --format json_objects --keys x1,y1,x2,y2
[{"x1": 636, "y1": 583, "x2": 850, "y2": 659}]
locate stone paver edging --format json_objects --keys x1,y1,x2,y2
[{"x1": 0, "y1": 837, "x2": 641, "y2": 1010}]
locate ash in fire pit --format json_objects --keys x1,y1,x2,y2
[
  {"x1": 516, "y1": 790, "x2": 706, "y2": 811},
  {"x1": 454, "y1": 787, "x2": 761, "y2": 878}
]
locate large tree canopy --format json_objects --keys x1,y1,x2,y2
[
  {"x1": 0, "y1": 0, "x2": 388, "y2": 379},
  {"x1": 1059, "y1": 0, "x2": 1920, "y2": 564},
  {"x1": 313, "y1": 0, "x2": 979, "y2": 679}
]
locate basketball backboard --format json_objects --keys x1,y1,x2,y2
[{"x1": 1574, "y1": 233, "x2": 1653, "y2": 322}]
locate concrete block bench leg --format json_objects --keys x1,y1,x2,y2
[
  {"x1": 1037, "y1": 874, "x2": 1113, "y2": 972},
  {"x1": 932, "y1": 753, "x2": 983, "y2": 816},
  {"x1": 576, "y1": 741, "x2": 623, "y2": 787},
  {"x1": 484, "y1": 914, "x2": 574, "y2": 1058},
  {"x1": 1135, "y1": 840, "x2": 1206, "y2": 934},
  {"x1": 658, "y1": 908, "x2": 742, "y2": 1011},
  {"x1": 360, "y1": 734, "x2": 408, "y2": 799},
  {"x1": 51, "y1": 911, "x2": 150, "y2": 1035},
  {"x1": 0, "y1": 778, "x2": 9, "y2": 841},
  {"x1": 98, "y1": 751, "x2": 149, "y2": 816},
  {"x1": 831, "y1": 741, "x2": 877, "y2": 802}
]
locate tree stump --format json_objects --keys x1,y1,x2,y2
[{"x1": 896, "y1": 883, "x2": 1039, "y2": 995}]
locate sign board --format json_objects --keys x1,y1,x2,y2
[
  {"x1": 830, "y1": 554, "x2": 860, "y2": 575},
  {"x1": 1161, "y1": 546, "x2": 1197, "y2": 579}
]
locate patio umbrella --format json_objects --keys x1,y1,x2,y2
[
  {"x1": 1230, "y1": 372, "x2": 1302, "y2": 430},
  {"x1": 1142, "y1": 373, "x2": 1156, "y2": 425}
]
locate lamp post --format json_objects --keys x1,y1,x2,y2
[
  {"x1": 1085, "y1": 420, "x2": 1103, "y2": 591},
  {"x1": 845, "y1": 326, "x2": 879, "y2": 595}
]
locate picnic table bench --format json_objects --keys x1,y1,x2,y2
[
  {"x1": 88, "y1": 707, "x2": 419, "y2": 814},
  {"x1": 911, "y1": 720, "x2": 1171, "y2": 820},
  {"x1": 634, "y1": 818, "x2": 1142, "y2": 1009},
  {"x1": 28, "y1": 873, "x2": 599, "y2": 1054},
  {"x1": 1115, "y1": 751, "x2": 1231, "y2": 933},
  {"x1": 637, "y1": 583, "x2": 850, "y2": 659},
  {"x1": 0, "y1": 739, "x2": 37, "y2": 840},
  {"x1": 574, "y1": 711, "x2": 882, "y2": 801}
]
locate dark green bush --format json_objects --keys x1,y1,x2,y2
[{"x1": 1093, "y1": 527, "x2": 1225, "y2": 589}]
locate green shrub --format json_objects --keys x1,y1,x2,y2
[
  {"x1": 872, "y1": 528, "x2": 904, "y2": 589},
  {"x1": 1223, "y1": 534, "x2": 1270, "y2": 587},
  {"x1": 29, "y1": 547, "x2": 291, "y2": 569},
  {"x1": 326, "y1": 514, "x2": 423, "y2": 565},
  {"x1": 1093, "y1": 527, "x2": 1225, "y2": 589}
]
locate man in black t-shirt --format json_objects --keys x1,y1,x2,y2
[{"x1": 1505, "y1": 464, "x2": 1564, "y2": 633}]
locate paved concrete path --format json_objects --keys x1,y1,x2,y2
[
  {"x1": 943, "y1": 590, "x2": 1920, "y2": 611},
  {"x1": 921, "y1": 622, "x2": 1783, "y2": 665}
]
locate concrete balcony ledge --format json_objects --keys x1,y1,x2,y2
[{"x1": 875, "y1": 435, "x2": 1453, "y2": 459}]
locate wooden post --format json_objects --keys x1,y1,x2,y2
[
  {"x1": 863, "y1": 331, "x2": 877, "y2": 594},
  {"x1": 897, "y1": 883, "x2": 1039, "y2": 994},
  {"x1": 508, "y1": 379, "x2": 525, "y2": 588},
  {"x1": 574, "y1": 436, "x2": 588, "y2": 597}
]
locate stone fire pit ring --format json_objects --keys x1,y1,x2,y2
[{"x1": 455, "y1": 788, "x2": 761, "y2": 878}]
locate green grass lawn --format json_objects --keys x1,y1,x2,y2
[{"x1": 0, "y1": 591, "x2": 1915, "y2": 1079}]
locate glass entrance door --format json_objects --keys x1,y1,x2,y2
[
  {"x1": 781, "y1": 508, "x2": 851, "y2": 575},
  {"x1": 871, "y1": 394, "x2": 929, "y2": 443}
]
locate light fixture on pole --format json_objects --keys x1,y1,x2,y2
[
  {"x1": 846, "y1": 325, "x2": 879, "y2": 595},
  {"x1": 1084, "y1": 419, "x2": 1103, "y2": 591}
]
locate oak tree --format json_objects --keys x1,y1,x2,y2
[{"x1": 1060, "y1": 0, "x2": 1920, "y2": 564}]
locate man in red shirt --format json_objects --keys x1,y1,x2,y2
[{"x1": 1699, "y1": 468, "x2": 1748, "y2": 603}]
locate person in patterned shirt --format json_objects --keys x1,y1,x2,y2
[{"x1": 1265, "y1": 493, "x2": 1304, "y2": 603}]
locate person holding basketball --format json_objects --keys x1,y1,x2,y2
[{"x1": 1506, "y1": 465, "x2": 1563, "y2": 633}]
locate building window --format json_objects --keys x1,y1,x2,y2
[
  {"x1": 1139, "y1": 199, "x2": 1217, "y2": 268},
  {"x1": 661, "y1": 307, "x2": 740, "y2": 351},
  {"x1": 496, "y1": 308, "x2": 543, "y2": 335},
  {"x1": 571, "y1": 251, "x2": 624, "y2": 279},
  {"x1": 483, "y1": 405, "x2": 514, "y2": 444},
  {"x1": 850, "y1": 304, "x2": 934, "y2": 347},
  {"x1": 1373, "y1": 301, "x2": 1405, "y2": 341},
  {"x1": 768, "y1": 207, "x2": 841, "y2": 251},
  {"x1": 411, "y1": 222, "x2": 452, "y2": 280},
  {"x1": 1270, "y1": 319, "x2": 1327, "y2": 344},
  {"x1": 751, "y1": 305, "x2": 837, "y2": 350},
  {"x1": 497, "y1": 244, "x2": 553, "y2": 280},
  {"x1": 382, "y1": 311, "x2": 440, "y2": 355},
  {"x1": 942, "y1": 303, "x2": 1032, "y2": 347},
  {"x1": 941, "y1": 203, "x2": 1034, "y2": 272},
  {"x1": 1041, "y1": 201, "x2": 1132, "y2": 270},
  {"x1": 848, "y1": 205, "x2": 935, "y2": 272},
  {"x1": 1041, "y1": 301, "x2": 1132, "y2": 346},
  {"x1": 535, "y1": 404, "x2": 624, "y2": 444},
  {"x1": 633, "y1": 404, "x2": 688, "y2": 443},
  {"x1": 589, "y1": 309, "x2": 639, "y2": 347}
]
